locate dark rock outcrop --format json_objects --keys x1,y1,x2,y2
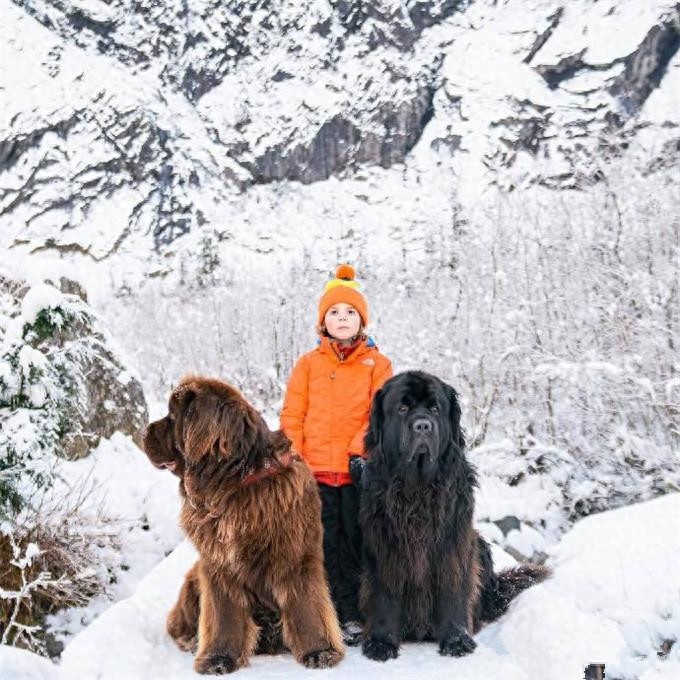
[
  {"x1": 533, "y1": 4, "x2": 680, "y2": 114},
  {"x1": 250, "y1": 85, "x2": 435, "y2": 184},
  {"x1": 330, "y1": 0, "x2": 466, "y2": 51},
  {"x1": 608, "y1": 4, "x2": 680, "y2": 113},
  {"x1": 524, "y1": 7, "x2": 564, "y2": 65}
]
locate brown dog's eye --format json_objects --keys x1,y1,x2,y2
[{"x1": 398, "y1": 404, "x2": 408, "y2": 414}]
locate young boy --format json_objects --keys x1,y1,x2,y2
[{"x1": 280, "y1": 264, "x2": 393, "y2": 644}]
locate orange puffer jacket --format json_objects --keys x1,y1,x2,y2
[{"x1": 280, "y1": 336, "x2": 392, "y2": 484}]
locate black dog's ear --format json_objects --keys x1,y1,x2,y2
[
  {"x1": 443, "y1": 382, "x2": 465, "y2": 451},
  {"x1": 364, "y1": 386, "x2": 385, "y2": 454}
]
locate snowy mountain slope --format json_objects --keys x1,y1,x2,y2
[
  {"x1": 2, "y1": 492, "x2": 674, "y2": 680},
  {"x1": 2, "y1": 0, "x2": 679, "y2": 261},
  {"x1": 0, "y1": 1, "x2": 249, "y2": 257}
]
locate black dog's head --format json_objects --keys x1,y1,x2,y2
[{"x1": 365, "y1": 371, "x2": 465, "y2": 484}]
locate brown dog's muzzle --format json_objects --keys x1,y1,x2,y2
[{"x1": 143, "y1": 418, "x2": 184, "y2": 477}]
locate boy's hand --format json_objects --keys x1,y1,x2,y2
[{"x1": 349, "y1": 455, "x2": 366, "y2": 486}]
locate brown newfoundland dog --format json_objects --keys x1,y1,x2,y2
[
  {"x1": 357, "y1": 371, "x2": 548, "y2": 661},
  {"x1": 143, "y1": 376, "x2": 343, "y2": 674}
]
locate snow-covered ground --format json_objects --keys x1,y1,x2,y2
[
  {"x1": 1, "y1": 435, "x2": 678, "y2": 680},
  {"x1": 41, "y1": 433, "x2": 183, "y2": 643}
]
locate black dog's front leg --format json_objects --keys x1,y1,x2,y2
[
  {"x1": 361, "y1": 559, "x2": 402, "y2": 662},
  {"x1": 435, "y1": 547, "x2": 478, "y2": 657}
]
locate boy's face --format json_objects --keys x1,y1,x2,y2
[{"x1": 324, "y1": 303, "x2": 361, "y2": 341}]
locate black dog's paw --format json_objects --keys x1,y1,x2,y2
[
  {"x1": 301, "y1": 648, "x2": 343, "y2": 669},
  {"x1": 194, "y1": 653, "x2": 239, "y2": 675},
  {"x1": 362, "y1": 636, "x2": 399, "y2": 662},
  {"x1": 439, "y1": 629, "x2": 477, "y2": 657}
]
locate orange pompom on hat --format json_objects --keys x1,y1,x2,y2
[{"x1": 317, "y1": 264, "x2": 369, "y2": 329}]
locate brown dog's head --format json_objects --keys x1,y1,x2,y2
[{"x1": 143, "y1": 376, "x2": 288, "y2": 482}]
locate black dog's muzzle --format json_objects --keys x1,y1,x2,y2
[{"x1": 406, "y1": 417, "x2": 437, "y2": 467}]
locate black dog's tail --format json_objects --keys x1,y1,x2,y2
[
  {"x1": 476, "y1": 535, "x2": 550, "y2": 624},
  {"x1": 478, "y1": 564, "x2": 550, "y2": 622}
]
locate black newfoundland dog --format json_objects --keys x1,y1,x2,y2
[{"x1": 357, "y1": 371, "x2": 548, "y2": 661}]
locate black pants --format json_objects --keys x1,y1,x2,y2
[{"x1": 318, "y1": 483, "x2": 362, "y2": 624}]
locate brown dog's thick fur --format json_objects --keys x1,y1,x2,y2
[{"x1": 143, "y1": 376, "x2": 343, "y2": 674}]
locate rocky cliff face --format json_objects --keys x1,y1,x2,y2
[{"x1": 2, "y1": 0, "x2": 678, "y2": 255}]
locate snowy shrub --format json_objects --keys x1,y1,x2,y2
[
  {"x1": 0, "y1": 498, "x2": 112, "y2": 655},
  {"x1": 0, "y1": 287, "x2": 61, "y2": 515},
  {"x1": 378, "y1": 171, "x2": 680, "y2": 528}
]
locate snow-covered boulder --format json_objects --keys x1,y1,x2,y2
[{"x1": 0, "y1": 274, "x2": 148, "y2": 511}]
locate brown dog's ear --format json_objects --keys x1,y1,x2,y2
[
  {"x1": 170, "y1": 384, "x2": 196, "y2": 424},
  {"x1": 182, "y1": 391, "x2": 267, "y2": 466},
  {"x1": 182, "y1": 392, "x2": 227, "y2": 463}
]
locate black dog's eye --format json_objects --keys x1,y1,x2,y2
[
  {"x1": 430, "y1": 405, "x2": 439, "y2": 414},
  {"x1": 398, "y1": 404, "x2": 408, "y2": 414}
]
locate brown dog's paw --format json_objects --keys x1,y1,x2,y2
[
  {"x1": 301, "y1": 648, "x2": 343, "y2": 669},
  {"x1": 362, "y1": 636, "x2": 399, "y2": 662},
  {"x1": 194, "y1": 653, "x2": 239, "y2": 675},
  {"x1": 439, "y1": 629, "x2": 476, "y2": 657}
]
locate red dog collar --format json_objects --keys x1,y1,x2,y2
[{"x1": 242, "y1": 451, "x2": 297, "y2": 486}]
